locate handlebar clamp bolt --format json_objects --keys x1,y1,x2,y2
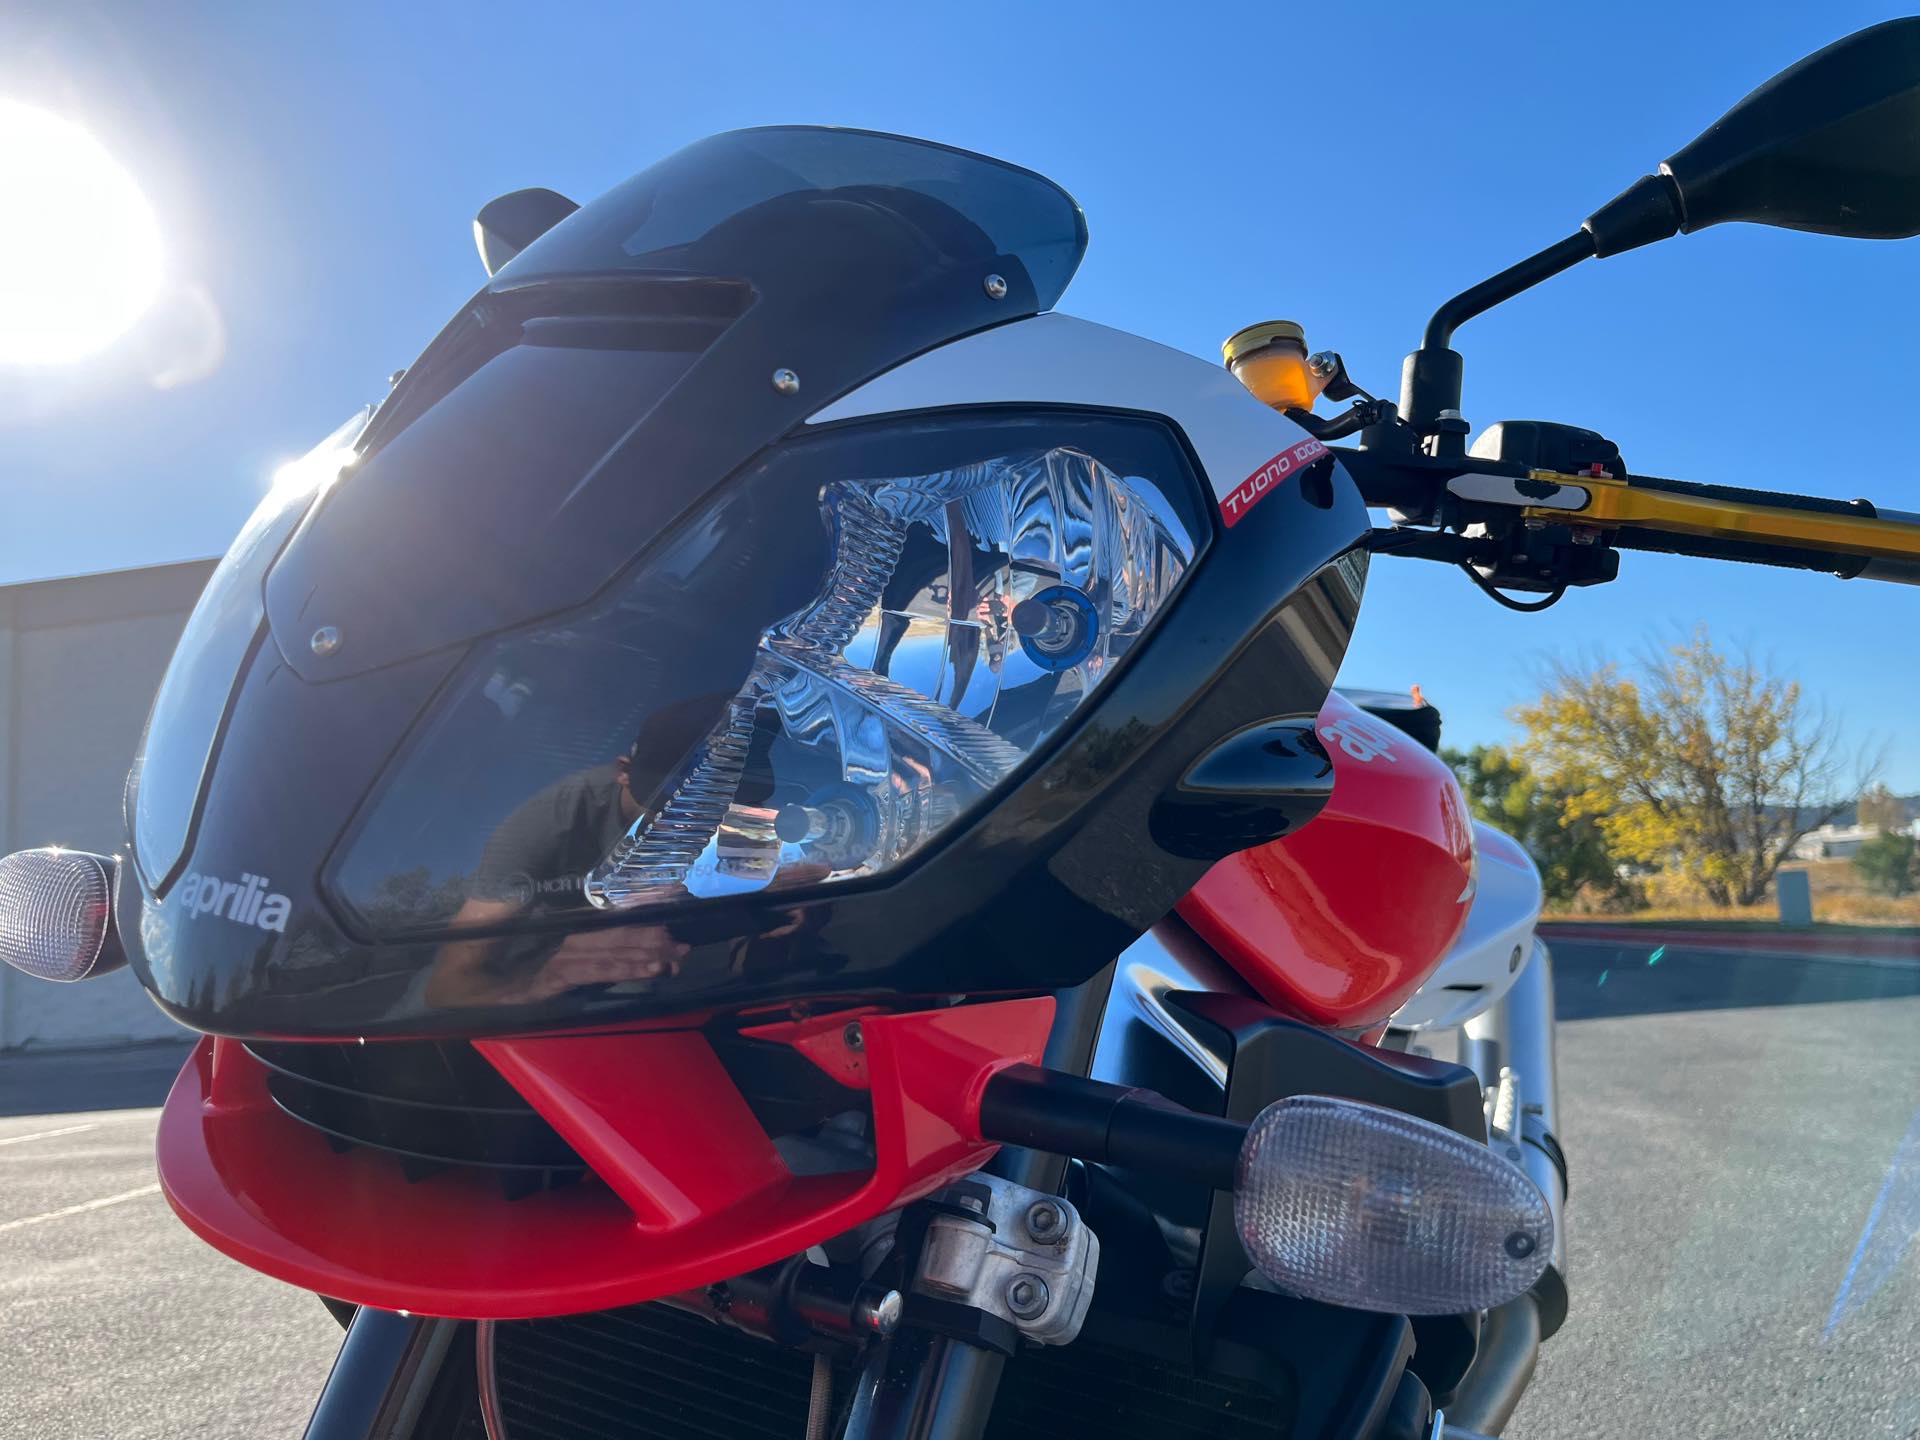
[
  {"x1": 1024, "y1": 1200, "x2": 1068, "y2": 1242},
  {"x1": 1005, "y1": 1273, "x2": 1051, "y2": 1320}
]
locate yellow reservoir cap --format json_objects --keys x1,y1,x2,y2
[{"x1": 1223, "y1": 320, "x2": 1315, "y2": 413}]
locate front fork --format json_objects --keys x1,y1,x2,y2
[{"x1": 305, "y1": 1311, "x2": 465, "y2": 1440}]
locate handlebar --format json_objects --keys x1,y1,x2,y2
[
  {"x1": 1338, "y1": 445, "x2": 1920, "y2": 588},
  {"x1": 1540, "y1": 469, "x2": 1920, "y2": 583}
]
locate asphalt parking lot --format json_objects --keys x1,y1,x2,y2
[
  {"x1": 1512, "y1": 940, "x2": 1920, "y2": 1440},
  {"x1": 0, "y1": 1043, "x2": 342, "y2": 1440},
  {"x1": 4, "y1": 943, "x2": 1919, "y2": 1438}
]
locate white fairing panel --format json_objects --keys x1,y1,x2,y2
[
  {"x1": 808, "y1": 312, "x2": 1319, "y2": 506},
  {"x1": 1393, "y1": 822, "x2": 1543, "y2": 1032}
]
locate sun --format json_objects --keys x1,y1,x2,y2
[{"x1": 0, "y1": 100, "x2": 164, "y2": 366}]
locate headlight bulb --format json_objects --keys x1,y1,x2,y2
[
  {"x1": 776, "y1": 788, "x2": 878, "y2": 872},
  {"x1": 1012, "y1": 584, "x2": 1099, "y2": 671}
]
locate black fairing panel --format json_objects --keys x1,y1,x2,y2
[{"x1": 121, "y1": 453, "x2": 1369, "y2": 1039}]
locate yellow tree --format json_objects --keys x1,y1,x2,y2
[
  {"x1": 1514, "y1": 628, "x2": 1873, "y2": 907},
  {"x1": 1859, "y1": 783, "x2": 1906, "y2": 834}
]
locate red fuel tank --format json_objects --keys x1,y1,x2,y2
[{"x1": 1176, "y1": 691, "x2": 1474, "y2": 1031}]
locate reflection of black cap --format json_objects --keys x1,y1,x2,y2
[{"x1": 629, "y1": 692, "x2": 735, "y2": 777}]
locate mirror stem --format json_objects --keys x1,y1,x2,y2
[
  {"x1": 1420, "y1": 230, "x2": 1595, "y2": 352},
  {"x1": 1402, "y1": 230, "x2": 1595, "y2": 455}
]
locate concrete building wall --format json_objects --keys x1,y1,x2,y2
[{"x1": 0, "y1": 559, "x2": 216, "y2": 1049}]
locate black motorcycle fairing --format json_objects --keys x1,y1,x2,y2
[
  {"x1": 264, "y1": 128, "x2": 1085, "y2": 684},
  {"x1": 121, "y1": 446, "x2": 1369, "y2": 1039}
]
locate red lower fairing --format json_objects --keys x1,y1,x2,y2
[{"x1": 155, "y1": 997, "x2": 1053, "y2": 1319}]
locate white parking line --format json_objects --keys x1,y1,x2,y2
[
  {"x1": 0, "y1": 1183, "x2": 161, "y2": 1235},
  {"x1": 0, "y1": 1122, "x2": 99, "y2": 1147}
]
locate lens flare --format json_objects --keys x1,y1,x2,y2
[{"x1": 0, "y1": 100, "x2": 164, "y2": 365}]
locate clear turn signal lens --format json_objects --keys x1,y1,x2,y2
[
  {"x1": 0, "y1": 848, "x2": 127, "y2": 983},
  {"x1": 1234, "y1": 1094, "x2": 1551, "y2": 1315}
]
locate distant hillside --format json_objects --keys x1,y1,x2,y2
[{"x1": 1791, "y1": 793, "x2": 1920, "y2": 830}]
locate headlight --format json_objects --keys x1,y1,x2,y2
[{"x1": 327, "y1": 414, "x2": 1203, "y2": 937}]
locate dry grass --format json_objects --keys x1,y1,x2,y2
[{"x1": 1542, "y1": 858, "x2": 1920, "y2": 927}]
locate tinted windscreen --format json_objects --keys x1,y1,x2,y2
[
  {"x1": 264, "y1": 128, "x2": 1088, "y2": 684},
  {"x1": 501, "y1": 127, "x2": 1087, "y2": 312}
]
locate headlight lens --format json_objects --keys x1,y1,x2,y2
[{"x1": 328, "y1": 414, "x2": 1203, "y2": 937}]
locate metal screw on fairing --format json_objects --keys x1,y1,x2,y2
[
  {"x1": 843, "y1": 1021, "x2": 864, "y2": 1051},
  {"x1": 982, "y1": 273, "x2": 1008, "y2": 300},
  {"x1": 1005, "y1": 1273, "x2": 1050, "y2": 1319},
  {"x1": 772, "y1": 367, "x2": 800, "y2": 395},
  {"x1": 309, "y1": 626, "x2": 342, "y2": 657}
]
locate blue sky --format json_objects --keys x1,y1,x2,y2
[{"x1": 3, "y1": 1, "x2": 1916, "y2": 787}]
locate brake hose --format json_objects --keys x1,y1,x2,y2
[
  {"x1": 476, "y1": 1319, "x2": 510, "y2": 1440},
  {"x1": 805, "y1": 1353, "x2": 834, "y2": 1440}
]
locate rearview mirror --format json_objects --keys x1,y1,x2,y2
[
  {"x1": 473, "y1": 187, "x2": 580, "y2": 276},
  {"x1": 1588, "y1": 18, "x2": 1920, "y2": 255},
  {"x1": 1408, "y1": 18, "x2": 1920, "y2": 440}
]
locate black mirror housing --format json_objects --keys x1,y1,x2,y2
[
  {"x1": 1667, "y1": 16, "x2": 1920, "y2": 238},
  {"x1": 1587, "y1": 18, "x2": 1920, "y2": 257},
  {"x1": 473, "y1": 187, "x2": 580, "y2": 276}
]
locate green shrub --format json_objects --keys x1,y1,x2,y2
[{"x1": 1853, "y1": 832, "x2": 1919, "y2": 898}]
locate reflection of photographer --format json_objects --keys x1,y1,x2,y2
[
  {"x1": 468, "y1": 751, "x2": 645, "y2": 921},
  {"x1": 424, "y1": 743, "x2": 686, "y2": 1007}
]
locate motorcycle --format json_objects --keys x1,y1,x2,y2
[{"x1": 3, "y1": 17, "x2": 1918, "y2": 1440}]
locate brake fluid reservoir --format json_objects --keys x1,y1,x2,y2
[{"x1": 1223, "y1": 320, "x2": 1320, "y2": 412}]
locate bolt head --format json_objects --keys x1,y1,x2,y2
[
  {"x1": 309, "y1": 625, "x2": 342, "y2": 657},
  {"x1": 1005, "y1": 1272, "x2": 1050, "y2": 1319},
  {"x1": 1024, "y1": 1200, "x2": 1066, "y2": 1241},
  {"x1": 772, "y1": 367, "x2": 801, "y2": 395},
  {"x1": 842, "y1": 1021, "x2": 864, "y2": 1051},
  {"x1": 1505, "y1": 1230, "x2": 1537, "y2": 1260},
  {"x1": 858, "y1": 1289, "x2": 904, "y2": 1336},
  {"x1": 982, "y1": 273, "x2": 1008, "y2": 300}
]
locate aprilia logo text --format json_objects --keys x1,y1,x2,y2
[{"x1": 179, "y1": 871, "x2": 291, "y2": 933}]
